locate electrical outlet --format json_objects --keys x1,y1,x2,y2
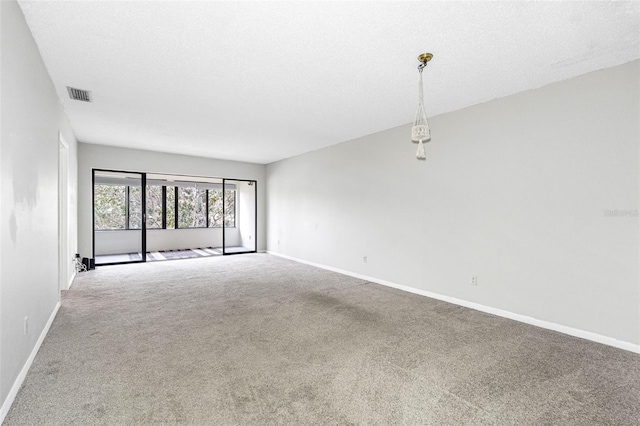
[
  {"x1": 363, "y1": 256, "x2": 368, "y2": 263},
  {"x1": 470, "y1": 275, "x2": 478, "y2": 286},
  {"x1": 24, "y1": 317, "x2": 28, "y2": 335}
]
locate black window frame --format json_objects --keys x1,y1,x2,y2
[{"x1": 95, "y1": 181, "x2": 238, "y2": 232}]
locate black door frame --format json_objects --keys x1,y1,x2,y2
[
  {"x1": 222, "y1": 178, "x2": 258, "y2": 256},
  {"x1": 92, "y1": 168, "x2": 147, "y2": 266}
]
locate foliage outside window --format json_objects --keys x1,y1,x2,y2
[
  {"x1": 208, "y1": 189, "x2": 235, "y2": 228},
  {"x1": 129, "y1": 186, "x2": 142, "y2": 229},
  {"x1": 146, "y1": 185, "x2": 163, "y2": 229},
  {"x1": 94, "y1": 185, "x2": 126, "y2": 230},
  {"x1": 166, "y1": 186, "x2": 175, "y2": 229},
  {"x1": 94, "y1": 184, "x2": 142, "y2": 230},
  {"x1": 178, "y1": 187, "x2": 207, "y2": 228},
  {"x1": 95, "y1": 183, "x2": 237, "y2": 230}
]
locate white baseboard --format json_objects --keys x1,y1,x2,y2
[
  {"x1": 0, "y1": 301, "x2": 61, "y2": 424},
  {"x1": 267, "y1": 251, "x2": 640, "y2": 354},
  {"x1": 67, "y1": 271, "x2": 76, "y2": 290}
]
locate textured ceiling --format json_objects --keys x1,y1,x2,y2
[{"x1": 17, "y1": 1, "x2": 640, "y2": 164}]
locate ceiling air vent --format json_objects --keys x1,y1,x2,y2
[{"x1": 66, "y1": 86, "x2": 92, "y2": 102}]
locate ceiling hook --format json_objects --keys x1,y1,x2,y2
[{"x1": 417, "y1": 52, "x2": 433, "y2": 72}]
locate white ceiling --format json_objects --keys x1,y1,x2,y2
[{"x1": 17, "y1": 1, "x2": 640, "y2": 164}]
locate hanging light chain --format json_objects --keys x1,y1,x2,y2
[{"x1": 418, "y1": 68, "x2": 424, "y2": 103}]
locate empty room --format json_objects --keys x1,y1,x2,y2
[{"x1": 1, "y1": 1, "x2": 639, "y2": 424}]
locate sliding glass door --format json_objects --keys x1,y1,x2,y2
[
  {"x1": 93, "y1": 170, "x2": 146, "y2": 265},
  {"x1": 92, "y1": 170, "x2": 257, "y2": 265},
  {"x1": 223, "y1": 179, "x2": 257, "y2": 254}
]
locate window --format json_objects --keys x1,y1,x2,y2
[
  {"x1": 166, "y1": 186, "x2": 176, "y2": 229},
  {"x1": 128, "y1": 186, "x2": 142, "y2": 229},
  {"x1": 94, "y1": 184, "x2": 126, "y2": 230},
  {"x1": 94, "y1": 184, "x2": 143, "y2": 230},
  {"x1": 178, "y1": 187, "x2": 207, "y2": 228},
  {"x1": 146, "y1": 185, "x2": 163, "y2": 229},
  {"x1": 94, "y1": 178, "x2": 238, "y2": 231},
  {"x1": 208, "y1": 189, "x2": 235, "y2": 228}
]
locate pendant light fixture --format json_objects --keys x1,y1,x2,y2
[{"x1": 411, "y1": 53, "x2": 433, "y2": 160}]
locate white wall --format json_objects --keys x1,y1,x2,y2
[
  {"x1": 94, "y1": 228, "x2": 240, "y2": 255},
  {"x1": 0, "y1": 0, "x2": 78, "y2": 415},
  {"x1": 266, "y1": 60, "x2": 640, "y2": 347},
  {"x1": 78, "y1": 143, "x2": 266, "y2": 259},
  {"x1": 94, "y1": 230, "x2": 143, "y2": 256},
  {"x1": 147, "y1": 228, "x2": 239, "y2": 251},
  {"x1": 238, "y1": 182, "x2": 256, "y2": 249}
]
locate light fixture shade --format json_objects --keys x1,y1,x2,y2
[
  {"x1": 411, "y1": 72, "x2": 430, "y2": 143},
  {"x1": 411, "y1": 104, "x2": 430, "y2": 142}
]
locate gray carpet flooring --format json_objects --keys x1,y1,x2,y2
[{"x1": 5, "y1": 254, "x2": 640, "y2": 425}]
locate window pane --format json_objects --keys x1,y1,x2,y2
[
  {"x1": 208, "y1": 189, "x2": 223, "y2": 227},
  {"x1": 178, "y1": 187, "x2": 206, "y2": 228},
  {"x1": 207, "y1": 189, "x2": 234, "y2": 227},
  {"x1": 128, "y1": 186, "x2": 142, "y2": 229},
  {"x1": 146, "y1": 185, "x2": 163, "y2": 229},
  {"x1": 166, "y1": 186, "x2": 175, "y2": 229},
  {"x1": 94, "y1": 185, "x2": 126, "y2": 230},
  {"x1": 224, "y1": 190, "x2": 235, "y2": 228}
]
